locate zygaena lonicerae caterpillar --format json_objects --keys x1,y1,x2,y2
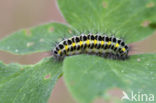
[{"x1": 52, "y1": 33, "x2": 129, "y2": 60}]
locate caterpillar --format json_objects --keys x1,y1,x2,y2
[{"x1": 52, "y1": 33, "x2": 129, "y2": 61}]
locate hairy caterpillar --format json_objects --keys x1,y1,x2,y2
[{"x1": 52, "y1": 33, "x2": 129, "y2": 61}]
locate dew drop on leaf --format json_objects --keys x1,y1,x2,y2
[
  {"x1": 40, "y1": 38, "x2": 45, "y2": 42},
  {"x1": 26, "y1": 42, "x2": 34, "y2": 47},
  {"x1": 121, "y1": 70, "x2": 124, "y2": 73},
  {"x1": 15, "y1": 49, "x2": 19, "y2": 52},
  {"x1": 150, "y1": 72, "x2": 153, "y2": 75},
  {"x1": 152, "y1": 77, "x2": 155, "y2": 80},
  {"x1": 137, "y1": 58, "x2": 141, "y2": 62}
]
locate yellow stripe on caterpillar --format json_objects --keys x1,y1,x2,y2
[
  {"x1": 122, "y1": 48, "x2": 126, "y2": 52},
  {"x1": 94, "y1": 40, "x2": 97, "y2": 45},
  {"x1": 86, "y1": 40, "x2": 90, "y2": 45},
  {"x1": 79, "y1": 41, "x2": 83, "y2": 46},
  {"x1": 115, "y1": 43, "x2": 119, "y2": 48},
  {"x1": 58, "y1": 50, "x2": 61, "y2": 54},
  {"x1": 107, "y1": 41, "x2": 111, "y2": 45},
  {"x1": 101, "y1": 41, "x2": 104, "y2": 45},
  {"x1": 65, "y1": 45, "x2": 68, "y2": 50},
  {"x1": 72, "y1": 43, "x2": 76, "y2": 47}
]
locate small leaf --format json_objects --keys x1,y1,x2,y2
[
  {"x1": 0, "y1": 57, "x2": 62, "y2": 103},
  {"x1": 0, "y1": 23, "x2": 71, "y2": 54},
  {"x1": 58, "y1": 0, "x2": 156, "y2": 43},
  {"x1": 63, "y1": 54, "x2": 156, "y2": 103}
]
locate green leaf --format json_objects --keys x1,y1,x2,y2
[
  {"x1": 0, "y1": 57, "x2": 62, "y2": 103},
  {"x1": 0, "y1": 23, "x2": 71, "y2": 54},
  {"x1": 63, "y1": 54, "x2": 156, "y2": 103},
  {"x1": 58, "y1": 0, "x2": 156, "y2": 43}
]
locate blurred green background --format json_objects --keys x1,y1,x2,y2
[{"x1": 0, "y1": 0, "x2": 155, "y2": 103}]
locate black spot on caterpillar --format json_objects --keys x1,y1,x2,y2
[{"x1": 52, "y1": 33, "x2": 129, "y2": 61}]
